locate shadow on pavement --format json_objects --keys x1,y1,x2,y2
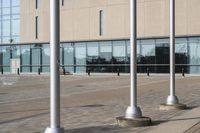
[
  {"x1": 152, "y1": 117, "x2": 200, "y2": 126},
  {"x1": 65, "y1": 125, "x2": 128, "y2": 133}
]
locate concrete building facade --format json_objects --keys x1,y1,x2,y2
[{"x1": 0, "y1": 0, "x2": 200, "y2": 74}]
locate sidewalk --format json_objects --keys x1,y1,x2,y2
[
  {"x1": 0, "y1": 75, "x2": 199, "y2": 133},
  {"x1": 145, "y1": 106, "x2": 200, "y2": 133}
]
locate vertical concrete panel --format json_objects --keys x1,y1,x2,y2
[{"x1": 188, "y1": 0, "x2": 200, "y2": 35}]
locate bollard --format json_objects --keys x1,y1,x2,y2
[
  {"x1": 38, "y1": 68, "x2": 40, "y2": 75},
  {"x1": 88, "y1": 69, "x2": 90, "y2": 76},
  {"x1": 63, "y1": 67, "x2": 65, "y2": 75},
  {"x1": 17, "y1": 68, "x2": 20, "y2": 75},
  {"x1": 1, "y1": 68, "x2": 3, "y2": 75},
  {"x1": 147, "y1": 68, "x2": 150, "y2": 77},
  {"x1": 182, "y1": 68, "x2": 185, "y2": 77},
  {"x1": 117, "y1": 68, "x2": 120, "y2": 76}
]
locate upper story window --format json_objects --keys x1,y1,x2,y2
[
  {"x1": 62, "y1": 0, "x2": 64, "y2": 6},
  {"x1": 35, "y1": 16, "x2": 38, "y2": 39},
  {"x1": 36, "y1": 0, "x2": 38, "y2": 9},
  {"x1": 2, "y1": 0, "x2": 10, "y2": 8},
  {"x1": 0, "y1": 0, "x2": 20, "y2": 44},
  {"x1": 99, "y1": 10, "x2": 104, "y2": 36}
]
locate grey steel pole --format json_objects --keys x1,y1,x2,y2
[
  {"x1": 167, "y1": 0, "x2": 179, "y2": 105},
  {"x1": 125, "y1": 0, "x2": 142, "y2": 118},
  {"x1": 44, "y1": 0, "x2": 64, "y2": 132}
]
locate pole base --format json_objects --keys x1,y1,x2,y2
[
  {"x1": 125, "y1": 106, "x2": 142, "y2": 118},
  {"x1": 44, "y1": 127, "x2": 65, "y2": 133},
  {"x1": 116, "y1": 116, "x2": 151, "y2": 127},
  {"x1": 166, "y1": 95, "x2": 179, "y2": 105},
  {"x1": 159, "y1": 103, "x2": 187, "y2": 110}
]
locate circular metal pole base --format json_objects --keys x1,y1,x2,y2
[
  {"x1": 159, "y1": 103, "x2": 187, "y2": 110},
  {"x1": 125, "y1": 106, "x2": 142, "y2": 119},
  {"x1": 44, "y1": 127, "x2": 64, "y2": 133},
  {"x1": 166, "y1": 95, "x2": 179, "y2": 105},
  {"x1": 116, "y1": 116, "x2": 151, "y2": 127}
]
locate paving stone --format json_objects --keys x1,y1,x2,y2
[{"x1": 0, "y1": 75, "x2": 199, "y2": 133}]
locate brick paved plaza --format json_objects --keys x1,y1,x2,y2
[{"x1": 0, "y1": 74, "x2": 199, "y2": 133}]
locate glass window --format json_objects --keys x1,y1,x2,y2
[
  {"x1": 99, "y1": 10, "x2": 104, "y2": 36},
  {"x1": 35, "y1": 0, "x2": 38, "y2": 9},
  {"x1": 42, "y1": 44, "x2": 50, "y2": 72},
  {"x1": 188, "y1": 38, "x2": 200, "y2": 74},
  {"x1": 155, "y1": 39, "x2": 169, "y2": 64},
  {"x1": 127, "y1": 40, "x2": 141, "y2": 57},
  {"x1": 140, "y1": 39, "x2": 155, "y2": 64},
  {"x1": 99, "y1": 41, "x2": 112, "y2": 72},
  {"x1": 35, "y1": 16, "x2": 38, "y2": 39},
  {"x1": 12, "y1": 14, "x2": 20, "y2": 19},
  {"x1": 21, "y1": 45, "x2": 30, "y2": 72},
  {"x1": 87, "y1": 42, "x2": 99, "y2": 72},
  {"x1": 2, "y1": 20, "x2": 10, "y2": 36},
  {"x1": 175, "y1": 38, "x2": 188, "y2": 64},
  {"x1": 31, "y1": 47, "x2": 41, "y2": 72},
  {"x1": 2, "y1": 8, "x2": 10, "y2": 15},
  {"x1": 2, "y1": 46, "x2": 10, "y2": 72},
  {"x1": 176, "y1": 38, "x2": 187, "y2": 54},
  {"x1": 12, "y1": 19, "x2": 20, "y2": 36},
  {"x1": 12, "y1": 36, "x2": 19, "y2": 43},
  {"x1": 11, "y1": 45, "x2": 20, "y2": 58},
  {"x1": 75, "y1": 43, "x2": 86, "y2": 64},
  {"x1": 2, "y1": 15, "x2": 10, "y2": 20},
  {"x1": 12, "y1": 0, "x2": 20, "y2": 7},
  {"x1": 75, "y1": 43, "x2": 86, "y2": 73},
  {"x1": 99, "y1": 41, "x2": 112, "y2": 64},
  {"x1": 113, "y1": 41, "x2": 126, "y2": 57},
  {"x1": 87, "y1": 42, "x2": 99, "y2": 57},
  {"x1": 12, "y1": 6, "x2": 20, "y2": 14},
  {"x1": 63, "y1": 43, "x2": 74, "y2": 73},
  {"x1": 2, "y1": 37, "x2": 11, "y2": 43},
  {"x1": 2, "y1": 0, "x2": 10, "y2": 8},
  {"x1": 62, "y1": 0, "x2": 64, "y2": 6},
  {"x1": 141, "y1": 40, "x2": 155, "y2": 56}
]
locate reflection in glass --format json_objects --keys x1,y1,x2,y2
[
  {"x1": 175, "y1": 38, "x2": 188, "y2": 73},
  {"x1": 2, "y1": 46, "x2": 10, "y2": 72},
  {"x1": 63, "y1": 43, "x2": 74, "y2": 73},
  {"x1": 75, "y1": 43, "x2": 86, "y2": 73},
  {"x1": 11, "y1": 45, "x2": 20, "y2": 58},
  {"x1": 87, "y1": 42, "x2": 99, "y2": 72},
  {"x1": 2, "y1": 0, "x2": 10, "y2": 8},
  {"x1": 140, "y1": 40, "x2": 155, "y2": 66},
  {"x1": 31, "y1": 48, "x2": 41, "y2": 72},
  {"x1": 21, "y1": 45, "x2": 30, "y2": 72},
  {"x1": 188, "y1": 38, "x2": 200, "y2": 74},
  {"x1": 99, "y1": 41, "x2": 112, "y2": 72},
  {"x1": 42, "y1": 44, "x2": 50, "y2": 72}
]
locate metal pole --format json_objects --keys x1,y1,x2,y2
[
  {"x1": 44, "y1": 0, "x2": 64, "y2": 132},
  {"x1": 125, "y1": 0, "x2": 142, "y2": 118},
  {"x1": 166, "y1": 0, "x2": 179, "y2": 105}
]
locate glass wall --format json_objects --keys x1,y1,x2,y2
[
  {"x1": 75, "y1": 43, "x2": 86, "y2": 73},
  {"x1": 62, "y1": 43, "x2": 74, "y2": 73},
  {"x1": 2, "y1": 46, "x2": 10, "y2": 72},
  {"x1": 42, "y1": 44, "x2": 50, "y2": 72},
  {"x1": 0, "y1": 0, "x2": 20, "y2": 44},
  {"x1": 87, "y1": 42, "x2": 99, "y2": 72},
  {"x1": 21, "y1": 45, "x2": 30, "y2": 72},
  {"x1": 31, "y1": 44, "x2": 41, "y2": 72},
  {"x1": 188, "y1": 38, "x2": 200, "y2": 74},
  {"x1": 0, "y1": 37, "x2": 200, "y2": 74}
]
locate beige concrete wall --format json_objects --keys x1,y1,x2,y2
[{"x1": 20, "y1": 0, "x2": 200, "y2": 43}]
